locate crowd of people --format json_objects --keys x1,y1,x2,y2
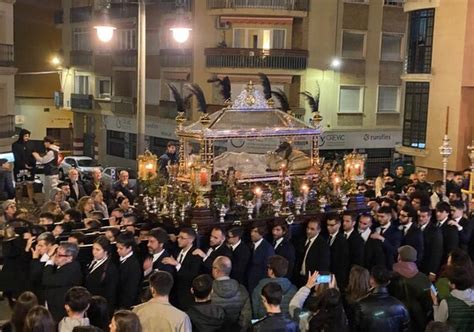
[{"x1": 0, "y1": 147, "x2": 473, "y2": 332}]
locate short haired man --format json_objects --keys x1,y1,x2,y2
[
  {"x1": 211, "y1": 256, "x2": 252, "y2": 330},
  {"x1": 271, "y1": 220, "x2": 296, "y2": 278},
  {"x1": 416, "y1": 170, "x2": 432, "y2": 194},
  {"x1": 417, "y1": 206, "x2": 443, "y2": 281},
  {"x1": 143, "y1": 227, "x2": 174, "y2": 277},
  {"x1": 32, "y1": 136, "x2": 60, "y2": 198},
  {"x1": 29, "y1": 232, "x2": 56, "y2": 301},
  {"x1": 398, "y1": 205, "x2": 424, "y2": 263},
  {"x1": 133, "y1": 271, "x2": 192, "y2": 332},
  {"x1": 358, "y1": 213, "x2": 388, "y2": 271},
  {"x1": 58, "y1": 286, "x2": 91, "y2": 332},
  {"x1": 193, "y1": 226, "x2": 232, "y2": 274},
  {"x1": 64, "y1": 208, "x2": 82, "y2": 224},
  {"x1": 227, "y1": 227, "x2": 251, "y2": 284},
  {"x1": 448, "y1": 200, "x2": 471, "y2": 251},
  {"x1": 112, "y1": 170, "x2": 137, "y2": 204},
  {"x1": 66, "y1": 168, "x2": 86, "y2": 203},
  {"x1": 342, "y1": 211, "x2": 365, "y2": 266},
  {"x1": 431, "y1": 180, "x2": 449, "y2": 209},
  {"x1": 252, "y1": 255, "x2": 297, "y2": 318},
  {"x1": 435, "y1": 202, "x2": 459, "y2": 264},
  {"x1": 39, "y1": 212, "x2": 55, "y2": 225},
  {"x1": 159, "y1": 141, "x2": 178, "y2": 178},
  {"x1": 68, "y1": 231, "x2": 85, "y2": 245},
  {"x1": 42, "y1": 242, "x2": 83, "y2": 322},
  {"x1": 187, "y1": 274, "x2": 225, "y2": 331},
  {"x1": 247, "y1": 225, "x2": 275, "y2": 293},
  {"x1": 116, "y1": 231, "x2": 142, "y2": 309},
  {"x1": 327, "y1": 214, "x2": 350, "y2": 288},
  {"x1": 354, "y1": 265, "x2": 410, "y2": 331},
  {"x1": 251, "y1": 282, "x2": 298, "y2": 331},
  {"x1": 371, "y1": 206, "x2": 402, "y2": 270},
  {"x1": 393, "y1": 165, "x2": 408, "y2": 194}
]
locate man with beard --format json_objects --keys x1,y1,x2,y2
[
  {"x1": 159, "y1": 142, "x2": 179, "y2": 178},
  {"x1": 12, "y1": 129, "x2": 36, "y2": 204}
]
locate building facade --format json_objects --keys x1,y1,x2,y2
[{"x1": 62, "y1": 0, "x2": 407, "y2": 175}]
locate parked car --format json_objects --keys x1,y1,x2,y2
[
  {"x1": 59, "y1": 156, "x2": 102, "y2": 180},
  {"x1": 102, "y1": 167, "x2": 137, "y2": 187}
]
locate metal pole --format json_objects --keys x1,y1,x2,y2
[
  {"x1": 439, "y1": 134, "x2": 453, "y2": 189},
  {"x1": 136, "y1": 0, "x2": 146, "y2": 157}
]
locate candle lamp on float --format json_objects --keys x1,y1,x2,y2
[
  {"x1": 193, "y1": 164, "x2": 211, "y2": 208},
  {"x1": 254, "y1": 186, "x2": 263, "y2": 216},
  {"x1": 343, "y1": 150, "x2": 366, "y2": 182},
  {"x1": 301, "y1": 183, "x2": 309, "y2": 212},
  {"x1": 137, "y1": 149, "x2": 158, "y2": 181}
]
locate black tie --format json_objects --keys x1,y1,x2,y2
[
  {"x1": 178, "y1": 252, "x2": 184, "y2": 264},
  {"x1": 380, "y1": 227, "x2": 386, "y2": 235},
  {"x1": 402, "y1": 226, "x2": 407, "y2": 234},
  {"x1": 344, "y1": 233, "x2": 348, "y2": 240},
  {"x1": 304, "y1": 240, "x2": 310, "y2": 252}
]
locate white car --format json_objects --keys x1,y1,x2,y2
[{"x1": 59, "y1": 156, "x2": 102, "y2": 180}]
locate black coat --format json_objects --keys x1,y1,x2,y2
[
  {"x1": 42, "y1": 261, "x2": 83, "y2": 322},
  {"x1": 329, "y1": 232, "x2": 350, "y2": 288},
  {"x1": 0, "y1": 238, "x2": 30, "y2": 298},
  {"x1": 439, "y1": 221, "x2": 459, "y2": 264},
  {"x1": 346, "y1": 230, "x2": 365, "y2": 267},
  {"x1": 112, "y1": 181, "x2": 138, "y2": 203},
  {"x1": 419, "y1": 223, "x2": 443, "y2": 276},
  {"x1": 354, "y1": 287, "x2": 410, "y2": 332},
  {"x1": 247, "y1": 239, "x2": 274, "y2": 293},
  {"x1": 29, "y1": 259, "x2": 46, "y2": 304},
  {"x1": 363, "y1": 237, "x2": 387, "y2": 271},
  {"x1": 458, "y1": 217, "x2": 473, "y2": 251},
  {"x1": 85, "y1": 258, "x2": 119, "y2": 314},
  {"x1": 201, "y1": 244, "x2": 233, "y2": 274},
  {"x1": 230, "y1": 241, "x2": 251, "y2": 285},
  {"x1": 379, "y1": 225, "x2": 402, "y2": 270},
  {"x1": 65, "y1": 179, "x2": 87, "y2": 203},
  {"x1": 251, "y1": 313, "x2": 298, "y2": 332},
  {"x1": 401, "y1": 225, "x2": 424, "y2": 264},
  {"x1": 150, "y1": 250, "x2": 175, "y2": 275},
  {"x1": 274, "y1": 238, "x2": 296, "y2": 278},
  {"x1": 296, "y1": 234, "x2": 330, "y2": 278},
  {"x1": 174, "y1": 247, "x2": 202, "y2": 311},
  {"x1": 117, "y1": 254, "x2": 142, "y2": 309},
  {"x1": 187, "y1": 301, "x2": 226, "y2": 332}
]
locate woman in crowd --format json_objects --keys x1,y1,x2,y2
[
  {"x1": 307, "y1": 288, "x2": 348, "y2": 332},
  {"x1": 375, "y1": 168, "x2": 390, "y2": 197},
  {"x1": 0, "y1": 199, "x2": 17, "y2": 225},
  {"x1": 40, "y1": 201, "x2": 63, "y2": 220},
  {"x1": 116, "y1": 196, "x2": 132, "y2": 214},
  {"x1": 91, "y1": 189, "x2": 109, "y2": 219},
  {"x1": 49, "y1": 187, "x2": 71, "y2": 212},
  {"x1": 343, "y1": 265, "x2": 370, "y2": 328},
  {"x1": 2, "y1": 291, "x2": 38, "y2": 332},
  {"x1": 77, "y1": 196, "x2": 95, "y2": 219},
  {"x1": 436, "y1": 249, "x2": 473, "y2": 300},
  {"x1": 109, "y1": 310, "x2": 142, "y2": 332},
  {"x1": 24, "y1": 305, "x2": 56, "y2": 332},
  {"x1": 87, "y1": 295, "x2": 110, "y2": 330},
  {"x1": 85, "y1": 236, "x2": 119, "y2": 314}
]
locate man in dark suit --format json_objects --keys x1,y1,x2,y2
[
  {"x1": 143, "y1": 227, "x2": 175, "y2": 278},
  {"x1": 227, "y1": 227, "x2": 251, "y2": 285},
  {"x1": 417, "y1": 206, "x2": 443, "y2": 281},
  {"x1": 116, "y1": 231, "x2": 142, "y2": 309},
  {"x1": 370, "y1": 206, "x2": 402, "y2": 270},
  {"x1": 65, "y1": 168, "x2": 86, "y2": 203},
  {"x1": 193, "y1": 226, "x2": 232, "y2": 274},
  {"x1": 327, "y1": 214, "x2": 350, "y2": 288},
  {"x1": 247, "y1": 224, "x2": 275, "y2": 293},
  {"x1": 296, "y1": 219, "x2": 330, "y2": 287},
  {"x1": 162, "y1": 227, "x2": 202, "y2": 310},
  {"x1": 41, "y1": 242, "x2": 83, "y2": 322},
  {"x1": 398, "y1": 205, "x2": 424, "y2": 264},
  {"x1": 449, "y1": 200, "x2": 472, "y2": 251},
  {"x1": 112, "y1": 170, "x2": 137, "y2": 204},
  {"x1": 342, "y1": 211, "x2": 365, "y2": 267},
  {"x1": 271, "y1": 220, "x2": 295, "y2": 278},
  {"x1": 358, "y1": 213, "x2": 386, "y2": 270},
  {"x1": 435, "y1": 202, "x2": 459, "y2": 265},
  {"x1": 83, "y1": 168, "x2": 112, "y2": 206},
  {"x1": 28, "y1": 232, "x2": 56, "y2": 303}
]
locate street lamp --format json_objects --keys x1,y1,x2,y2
[
  {"x1": 97, "y1": 1, "x2": 191, "y2": 157},
  {"x1": 330, "y1": 57, "x2": 341, "y2": 69}
]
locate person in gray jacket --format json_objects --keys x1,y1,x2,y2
[
  {"x1": 252, "y1": 255, "x2": 297, "y2": 318},
  {"x1": 210, "y1": 255, "x2": 252, "y2": 332}
]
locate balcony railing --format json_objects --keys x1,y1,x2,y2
[
  {"x1": 112, "y1": 96, "x2": 136, "y2": 113},
  {"x1": 71, "y1": 94, "x2": 94, "y2": 110},
  {"x1": 160, "y1": 49, "x2": 192, "y2": 67},
  {"x1": 70, "y1": 50, "x2": 92, "y2": 66},
  {"x1": 0, "y1": 44, "x2": 14, "y2": 67},
  {"x1": 0, "y1": 115, "x2": 15, "y2": 139},
  {"x1": 384, "y1": 0, "x2": 404, "y2": 6},
  {"x1": 159, "y1": 0, "x2": 192, "y2": 12},
  {"x1": 109, "y1": 3, "x2": 138, "y2": 19},
  {"x1": 205, "y1": 48, "x2": 308, "y2": 70},
  {"x1": 207, "y1": 0, "x2": 309, "y2": 10},
  {"x1": 113, "y1": 49, "x2": 137, "y2": 67},
  {"x1": 70, "y1": 6, "x2": 92, "y2": 23}
]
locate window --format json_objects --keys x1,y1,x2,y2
[
  {"x1": 407, "y1": 9, "x2": 435, "y2": 74},
  {"x1": 402, "y1": 82, "x2": 429, "y2": 148},
  {"x1": 272, "y1": 29, "x2": 286, "y2": 49},
  {"x1": 381, "y1": 34, "x2": 403, "y2": 61},
  {"x1": 342, "y1": 31, "x2": 365, "y2": 59},
  {"x1": 384, "y1": 0, "x2": 403, "y2": 7},
  {"x1": 167, "y1": 81, "x2": 183, "y2": 102},
  {"x1": 377, "y1": 86, "x2": 400, "y2": 113},
  {"x1": 74, "y1": 75, "x2": 89, "y2": 94},
  {"x1": 232, "y1": 28, "x2": 287, "y2": 49},
  {"x1": 96, "y1": 77, "x2": 111, "y2": 99},
  {"x1": 117, "y1": 28, "x2": 136, "y2": 50},
  {"x1": 339, "y1": 86, "x2": 364, "y2": 113},
  {"x1": 106, "y1": 130, "x2": 137, "y2": 159},
  {"x1": 72, "y1": 27, "x2": 91, "y2": 51},
  {"x1": 233, "y1": 29, "x2": 245, "y2": 48}
]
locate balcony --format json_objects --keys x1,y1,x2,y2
[
  {"x1": 71, "y1": 94, "x2": 94, "y2": 110},
  {"x1": 205, "y1": 48, "x2": 308, "y2": 70},
  {"x1": 113, "y1": 49, "x2": 137, "y2": 67},
  {"x1": 0, "y1": 115, "x2": 15, "y2": 139},
  {"x1": 160, "y1": 49, "x2": 192, "y2": 67},
  {"x1": 109, "y1": 3, "x2": 138, "y2": 19},
  {"x1": 207, "y1": 0, "x2": 309, "y2": 10},
  {"x1": 112, "y1": 96, "x2": 136, "y2": 113},
  {"x1": 53, "y1": 10, "x2": 63, "y2": 24},
  {"x1": 70, "y1": 6, "x2": 92, "y2": 23},
  {"x1": 70, "y1": 50, "x2": 93, "y2": 66},
  {"x1": 0, "y1": 44, "x2": 14, "y2": 67},
  {"x1": 159, "y1": 0, "x2": 192, "y2": 12}
]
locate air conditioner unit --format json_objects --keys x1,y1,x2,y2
[{"x1": 216, "y1": 17, "x2": 231, "y2": 30}]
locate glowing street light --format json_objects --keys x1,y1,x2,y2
[
  {"x1": 50, "y1": 55, "x2": 62, "y2": 66},
  {"x1": 330, "y1": 58, "x2": 341, "y2": 69},
  {"x1": 170, "y1": 27, "x2": 191, "y2": 44},
  {"x1": 94, "y1": 25, "x2": 116, "y2": 43}
]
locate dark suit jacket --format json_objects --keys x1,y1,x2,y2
[
  {"x1": 364, "y1": 236, "x2": 387, "y2": 271},
  {"x1": 112, "y1": 181, "x2": 138, "y2": 203},
  {"x1": 401, "y1": 224, "x2": 424, "y2": 264},
  {"x1": 419, "y1": 222, "x2": 443, "y2": 276},
  {"x1": 85, "y1": 258, "x2": 119, "y2": 314},
  {"x1": 274, "y1": 238, "x2": 296, "y2": 278},
  {"x1": 65, "y1": 179, "x2": 87, "y2": 203},
  {"x1": 117, "y1": 254, "x2": 142, "y2": 309},
  {"x1": 201, "y1": 244, "x2": 233, "y2": 274},
  {"x1": 174, "y1": 247, "x2": 202, "y2": 311},
  {"x1": 346, "y1": 231, "x2": 365, "y2": 267},
  {"x1": 29, "y1": 259, "x2": 46, "y2": 303},
  {"x1": 151, "y1": 250, "x2": 175, "y2": 275},
  {"x1": 84, "y1": 180, "x2": 113, "y2": 205},
  {"x1": 247, "y1": 239, "x2": 275, "y2": 293},
  {"x1": 439, "y1": 221, "x2": 459, "y2": 264},
  {"x1": 230, "y1": 241, "x2": 251, "y2": 285},
  {"x1": 297, "y1": 234, "x2": 330, "y2": 277},
  {"x1": 42, "y1": 261, "x2": 83, "y2": 322},
  {"x1": 458, "y1": 217, "x2": 473, "y2": 251},
  {"x1": 329, "y1": 232, "x2": 350, "y2": 288},
  {"x1": 379, "y1": 224, "x2": 402, "y2": 270}
]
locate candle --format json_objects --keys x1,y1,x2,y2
[
  {"x1": 445, "y1": 106, "x2": 450, "y2": 135},
  {"x1": 199, "y1": 168, "x2": 208, "y2": 187},
  {"x1": 254, "y1": 187, "x2": 262, "y2": 197}
]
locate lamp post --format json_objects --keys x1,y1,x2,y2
[
  {"x1": 439, "y1": 107, "x2": 453, "y2": 189},
  {"x1": 96, "y1": 1, "x2": 191, "y2": 158}
]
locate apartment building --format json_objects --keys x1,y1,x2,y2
[
  {"x1": 0, "y1": 0, "x2": 16, "y2": 154},
  {"x1": 397, "y1": 0, "x2": 474, "y2": 176},
  {"x1": 63, "y1": 0, "x2": 407, "y2": 174}
]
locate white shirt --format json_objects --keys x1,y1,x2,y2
[
  {"x1": 89, "y1": 256, "x2": 108, "y2": 274},
  {"x1": 438, "y1": 217, "x2": 448, "y2": 227},
  {"x1": 274, "y1": 237, "x2": 284, "y2": 249},
  {"x1": 176, "y1": 246, "x2": 192, "y2": 271},
  {"x1": 329, "y1": 232, "x2": 338, "y2": 246},
  {"x1": 230, "y1": 240, "x2": 241, "y2": 251},
  {"x1": 152, "y1": 250, "x2": 165, "y2": 263},
  {"x1": 40, "y1": 253, "x2": 50, "y2": 263},
  {"x1": 120, "y1": 251, "x2": 133, "y2": 263},
  {"x1": 401, "y1": 222, "x2": 413, "y2": 235},
  {"x1": 253, "y1": 238, "x2": 264, "y2": 251},
  {"x1": 378, "y1": 222, "x2": 392, "y2": 234},
  {"x1": 420, "y1": 222, "x2": 429, "y2": 232},
  {"x1": 300, "y1": 234, "x2": 318, "y2": 275},
  {"x1": 359, "y1": 228, "x2": 371, "y2": 242},
  {"x1": 204, "y1": 243, "x2": 223, "y2": 261}
]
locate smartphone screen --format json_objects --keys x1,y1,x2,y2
[{"x1": 317, "y1": 274, "x2": 331, "y2": 284}]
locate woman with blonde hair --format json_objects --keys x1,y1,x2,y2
[
  {"x1": 77, "y1": 195, "x2": 94, "y2": 219},
  {"x1": 91, "y1": 189, "x2": 109, "y2": 218},
  {"x1": 343, "y1": 265, "x2": 370, "y2": 328}
]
